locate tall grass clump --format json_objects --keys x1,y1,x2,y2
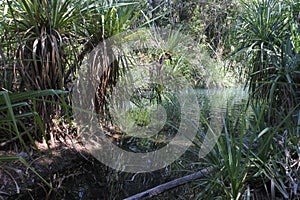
[
  {"x1": 0, "y1": 90, "x2": 66, "y2": 148},
  {"x1": 0, "y1": 90, "x2": 68, "y2": 193},
  {"x1": 186, "y1": 102, "x2": 300, "y2": 199}
]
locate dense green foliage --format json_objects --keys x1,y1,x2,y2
[
  {"x1": 0, "y1": 0, "x2": 300, "y2": 199},
  {"x1": 233, "y1": 0, "x2": 300, "y2": 124}
]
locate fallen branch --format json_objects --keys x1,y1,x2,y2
[
  {"x1": 0, "y1": 132, "x2": 26, "y2": 147},
  {"x1": 123, "y1": 167, "x2": 214, "y2": 200}
]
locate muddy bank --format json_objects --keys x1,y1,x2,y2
[
  {"x1": 0, "y1": 138, "x2": 190, "y2": 200},
  {"x1": 0, "y1": 139, "x2": 94, "y2": 199}
]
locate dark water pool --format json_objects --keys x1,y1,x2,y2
[{"x1": 15, "y1": 87, "x2": 249, "y2": 200}]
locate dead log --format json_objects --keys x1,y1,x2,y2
[{"x1": 123, "y1": 167, "x2": 214, "y2": 200}]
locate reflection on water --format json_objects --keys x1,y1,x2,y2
[{"x1": 196, "y1": 86, "x2": 249, "y2": 118}]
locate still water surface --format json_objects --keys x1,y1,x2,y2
[
  {"x1": 20, "y1": 87, "x2": 250, "y2": 199},
  {"x1": 66, "y1": 87, "x2": 249, "y2": 199}
]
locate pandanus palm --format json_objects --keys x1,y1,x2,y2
[
  {"x1": 80, "y1": 0, "x2": 142, "y2": 118},
  {"x1": 3, "y1": 0, "x2": 86, "y2": 134},
  {"x1": 2, "y1": 0, "x2": 143, "y2": 135},
  {"x1": 234, "y1": 0, "x2": 300, "y2": 123},
  {"x1": 0, "y1": 1, "x2": 143, "y2": 189}
]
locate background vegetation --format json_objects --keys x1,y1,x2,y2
[{"x1": 0, "y1": 0, "x2": 300, "y2": 199}]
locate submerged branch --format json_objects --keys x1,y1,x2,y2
[{"x1": 123, "y1": 167, "x2": 214, "y2": 200}]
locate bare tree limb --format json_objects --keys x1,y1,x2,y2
[
  {"x1": 0, "y1": 132, "x2": 26, "y2": 147},
  {"x1": 123, "y1": 167, "x2": 214, "y2": 200}
]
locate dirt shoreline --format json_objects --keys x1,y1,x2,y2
[{"x1": 0, "y1": 138, "x2": 94, "y2": 199}]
